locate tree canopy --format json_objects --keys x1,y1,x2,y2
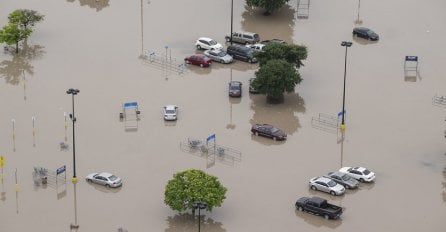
[
  {"x1": 246, "y1": 0, "x2": 290, "y2": 15},
  {"x1": 8, "y1": 9, "x2": 44, "y2": 29},
  {"x1": 164, "y1": 169, "x2": 227, "y2": 212},
  {"x1": 0, "y1": 24, "x2": 32, "y2": 53},
  {"x1": 255, "y1": 43, "x2": 308, "y2": 68},
  {"x1": 252, "y1": 59, "x2": 301, "y2": 101}
]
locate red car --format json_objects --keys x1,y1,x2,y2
[{"x1": 184, "y1": 54, "x2": 212, "y2": 67}]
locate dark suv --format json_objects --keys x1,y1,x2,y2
[{"x1": 226, "y1": 45, "x2": 257, "y2": 63}]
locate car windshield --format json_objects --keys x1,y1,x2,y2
[
  {"x1": 363, "y1": 169, "x2": 371, "y2": 175},
  {"x1": 109, "y1": 175, "x2": 118, "y2": 181},
  {"x1": 217, "y1": 51, "x2": 227, "y2": 57},
  {"x1": 341, "y1": 174, "x2": 351, "y2": 181},
  {"x1": 166, "y1": 109, "x2": 175, "y2": 114},
  {"x1": 270, "y1": 127, "x2": 279, "y2": 133},
  {"x1": 327, "y1": 180, "x2": 337, "y2": 187},
  {"x1": 230, "y1": 85, "x2": 239, "y2": 90},
  {"x1": 209, "y1": 40, "x2": 217, "y2": 45}
]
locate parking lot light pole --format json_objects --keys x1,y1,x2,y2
[
  {"x1": 230, "y1": 0, "x2": 233, "y2": 45},
  {"x1": 66, "y1": 88, "x2": 80, "y2": 183},
  {"x1": 192, "y1": 201, "x2": 207, "y2": 232},
  {"x1": 340, "y1": 41, "x2": 352, "y2": 130}
]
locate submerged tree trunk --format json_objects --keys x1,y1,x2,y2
[{"x1": 15, "y1": 42, "x2": 19, "y2": 54}]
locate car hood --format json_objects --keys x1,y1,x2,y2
[{"x1": 332, "y1": 184, "x2": 345, "y2": 192}]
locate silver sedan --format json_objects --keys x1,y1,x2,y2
[
  {"x1": 203, "y1": 49, "x2": 233, "y2": 64},
  {"x1": 309, "y1": 176, "x2": 345, "y2": 196}
]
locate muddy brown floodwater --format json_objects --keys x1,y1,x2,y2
[{"x1": 1, "y1": 0, "x2": 446, "y2": 231}]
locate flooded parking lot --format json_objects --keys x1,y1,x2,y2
[{"x1": 1, "y1": 0, "x2": 446, "y2": 231}]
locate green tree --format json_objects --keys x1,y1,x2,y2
[
  {"x1": 164, "y1": 169, "x2": 227, "y2": 212},
  {"x1": 246, "y1": 0, "x2": 290, "y2": 15},
  {"x1": 252, "y1": 59, "x2": 301, "y2": 102},
  {"x1": 255, "y1": 43, "x2": 308, "y2": 68},
  {"x1": 0, "y1": 24, "x2": 32, "y2": 53},
  {"x1": 8, "y1": 9, "x2": 44, "y2": 30}
]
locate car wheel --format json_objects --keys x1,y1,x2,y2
[
  {"x1": 353, "y1": 32, "x2": 357, "y2": 37},
  {"x1": 87, "y1": 179, "x2": 92, "y2": 183},
  {"x1": 273, "y1": 136, "x2": 277, "y2": 141},
  {"x1": 255, "y1": 132, "x2": 259, "y2": 136},
  {"x1": 298, "y1": 207, "x2": 303, "y2": 212},
  {"x1": 200, "y1": 63, "x2": 204, "y2": 68},
  {"x1": 197, "y1": 45, "x2": 201, "y2": 50},
  {"x1": 185, "y1": 60, "x2": 190, "y2": 64},
  {"x1": 359, "y1": 178, "x2": 364, "y2": 182},
  {"x1": 245, "y1": 42, "x2": 250, "y2": 45},
  {"x1": 105, "y1": 184, "x2": 110, "y2": 188},
  {"x1": 345, "y1": 185, "x2": 350, "y2": 189},
  {"x1": 220, "y1": 59, "x2": 224, "y2": 63},
  {"x1": 330, "y1": 191, "x2": 336, "y2": 196},
  {"x1": 311, "y1": 185, "x2": 317, "y2": 191},
  {"x1": 248, "y1": 58, "x2": 252, "y2": 63},
  {"x1": 324, "y1": 214, "x2": 329, "y2": 220}
]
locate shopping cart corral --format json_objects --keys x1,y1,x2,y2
[{"x1": 119, "y1": 102, "x2": 141, "y2": 130}]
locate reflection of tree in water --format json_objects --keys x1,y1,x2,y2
[
  {"x1": 67, "y1": 0, "x2": 110, "y2": 12},
  {"x1": 241, "y1": 4, "x2": 295, "y2": 43},
  {"x1": 0, "y1": 42, "x2": 45, "y2": 85},
  {"x1": 250, "y1": 92, "x2": 305, "y2": 135},
  {"x1": 165, "y1": 213, "x2": 226, "y2": 232}
]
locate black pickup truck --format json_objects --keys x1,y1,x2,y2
[{"x1": 295, "y1": 196, "x2": 343, "y2": 219}]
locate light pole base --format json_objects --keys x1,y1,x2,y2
[
  {"x1": 71, "y1": 177, "x2": 78, "y2": 183},
  {"x1": 70, "y1": 223, "x2": 79, "y2": 229},
  {"x1": 340, "y1": 124, "x2": 346, "y2": 130}
]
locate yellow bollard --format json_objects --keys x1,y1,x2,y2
[
  {"x1": 15, "y1": 184, "x2": 19, "y2": 192},
  {"x1": 71, "y1": 177, "x2": 78, "y2": 183},
  {"x1": 340, "y1": 124, "x2": 346, "y2": 130}
]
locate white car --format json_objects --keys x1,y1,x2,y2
[
  {"x1": 86, "y1": 172, "x2": 122, "y2": 188},
  {"x1": 339, "y1": 166, "x2": 375, "y2": 182},
  {"x1": 246, "y1": 43, "x2": 265, "y2": 51},
  {"x1": 309, "y1": 176, "x2": 345, "y2": 196},
  {"x1": 163, "y1": 105, "x2": 178, "y2": 121},
  {"x1": 195, "y1": 37, "x2": 223, "y2": 50}
]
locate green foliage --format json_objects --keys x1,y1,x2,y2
[
  {"x1": 164, "y1": 169, "x2": 227, "y2": 212},
  {"x1": 252, "y1": 59, "x2": 301, "y2": 100},
  {"x1": 0, "y1": 24, "x2": 32, "y2": 53},
  {"x1": 246, "y1": 0, "x2": 290, "y2": 14},
  {"x1": 254, "y1": 43, "x2": 308, "y2": 68},
  {"x1": 8, "y1": 9, "x2": 44, "y2": 29}
]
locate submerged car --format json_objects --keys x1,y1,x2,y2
[
  {"x1": 184, "y1": 54, "x2": 212, "y2": 67},
  {"x1": 195, "y1": 37, "x2": 223, "y2": 50},
  {"x1": 163, "y1": 105, "x2": 178, "y2": 121},
  {"x1": 309, "y1": 176, "x2": 345, "y2": 196},
  {"x1": 251, "y1": 124, "x2": 287, "y2": 141},
  {"x1": 352, "y1": 27, "x2": 379, "y2": 41},
  {"x1": 203, "y1": 49, "x2": 233, "y2": 64},
  {"x1": 86, "y1": 172, "x2": 122, "y2": 188},
  {"x1": 228, "y1": 81, "x2": 242, "y2": 97},
  {"x1": 339, "y1": 166, "x2": 375, "y2": 182},
  {"x1": 324, "y1": 171, "x2": 359, "y2": 189},
  {"x1": 249, "y1": 78, "x2": 259, "y2": 93}
]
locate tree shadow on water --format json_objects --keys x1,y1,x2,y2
[
  {"x1": 165, "y1": 213, "x2": 226, "y2": 232},
  {"x1": 241, "y1": 4, "x2": 295, "y2": 43},
  {"x1": 249, "y1": 92, "x2": 306, "y2": 136},
  {"x1": 0, "y1": 42, "x2": 45, "y2": 85}
]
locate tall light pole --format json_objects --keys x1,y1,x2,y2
[
  {"x1": 230, "y1": 0, "x2": 233, "y2": 45},
  {"x1": 192, "y1": 201, "x2": 207, "y2": 232},
  {"x1": 66, "y1": 88, "x2": 80, "y2": 182},
  {"x1": 340, "y1": 41, "x2": 352, "y2": 130}
]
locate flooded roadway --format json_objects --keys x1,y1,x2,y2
[{"x1": 0, "y1": 0, "x2": 446, "y2": 231}]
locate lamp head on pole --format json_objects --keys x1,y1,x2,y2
[
  {"x1": 66, "y1": 88, "x2": 80, "y2": 95},
  {"x1": 341, "y1": 41, "x2": 353, "y2": 47}
]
